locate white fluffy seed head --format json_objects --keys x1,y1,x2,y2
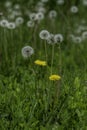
[
  {"x1": 39, "y1": 30, "x2": 50, "y2": 40},
  {"x1": 41, "y1": 0, "x2": 48, "y2": 3},
  {"x1": 5, "y1": 1, "x2": 12, "y2": 8},
  {"x1": 7, "y1": 22, "x2": 16, "y2": 29},
  {"x1": 36, "y1": 12, "x2": 44, "y2": 21},
  {"x1": 8, "y1": 14, "x2": 15, "y2": 20},
  {"x1": 14, "y1": 4, "x2": 20, "y2": 10},
  {"x1": 0, "y1": 12, "x2": 3, "y2": 16},
  {"x1": 82, "y1": 31, "x2": 87, "y2": 40},
  {"x1": 36, "y1": 2, "x2": 44, "y2": 8},
  {"x1": 68, "y1": 34, "x2": 75, "y2": 41},
  {"x1": 47, "y1": 34, "x2": 55, "y2": 45},
  {"x1": 27, "y1": 20, "x2": 35, "y2": 27},
  {"x1": 15, "y1": 17, "x2": 24, "y2": 26},
  {"x1": 73, "y1": 36, "x2": 82, "y2": 43},
  {"x1": 54, "y1": 34, "x2": 63, "y2": 43},
  {"x1": 0, "y1": 19, "x2": 8, "y2": 27},
  {"x1": 21, "y1": 46, "x2": 34, "y2": 58},
  {"x1": 49, "y1": 10, "x2": 57, "y2": 19},
  {"x1": 83, "y1": 0, "x2": 87, "y2": 6},
  {"x1": 37, "y1": 7, "x2": 46, "y2": 14},
  {"x1": 29, "y1": 13, "x2": 37, "y2": 21},
  {"x1": 70, "y1": 6, "x2": 78, "y2": 13},
  {"x1": 57, "y1": 0, "x2": 64, "y2": 5}
]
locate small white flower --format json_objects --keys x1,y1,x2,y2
[
  {"x1": 78, "y1": 25, "x2": 86, "y2": 32},
  {"x1": 27, "y1": 20, "x2": 35, "y2": 27},
  {"x1": 57, "y1": 0, "x2": 64, "y2": 5},
  {"x1": 36, "y1": 12, "x2": 44, "y2": 21},
  {"x1": 0, "y1": 12, "x2": 3, "y2": 16},
  {"x1": 5, "y1": 1, "x2": 12, "y2": 8},
  {"x1": 0, "y1": 19, "x2": 8, "y2": 27},
  {"x1": 70, "y1": 6, "x2": 78, "y2": 13},
  {"x1": 47, "y1": 34, "x2": 55, "y2": 45},
  {"x1": 37, "y1": 7, "x2": 46, "y2": 13},
  {"x1": 29, "y1": 13, "x2": 37, "y2": 21},
  {"x1": 73, "y1": 36, "x2": 82, "y2": 43},
  {"x1": 82, "y1": 31, "x2": 87, "y2": 40},
  {"x1": 15, "y1": 17, "x2": 24, "y2": 26},
  {"x1": 12, "y1": 10, "x2": 22, "y2": 16},
  {"x1": 68, "y1": 34, "x2": 75, "y2": 41},
  {"x1": 75, "y1": 28, "x2": 81, "y2": 34},
  {"x1": 7, "y1": 8, "x2": 12, "y2": 13},
  {"x1": 54, "y1": 34, "x2": 63, "y2": 43},
  {"x1": 41, "y1": 0, "x2": 48, "y2": 3},
  {"x1": 49, "y1": 10, "x2": 57, "y2": 19},
  {"x1": 8, "y1": 14, "x2": 15, "y2": 20},
  {"x1": 39, "y1": 30, "x2": 50, "y2": 40},
  {"x1": 21, "y1": 46, "x2": 34, "y2": 58},
  {"x1": 83, "y1": 0, "x2": 87, "y2": 6},
  {"x1": 7, "y1": 22, "x2": 16, "y2": 29},
  {"x1": 36, "y1": 2, "x2": 44, "y2": 8},
  {"x1": 81, "y1": 19, "x2": 86, "y2": 24},
  {"x1": 14, "y1": 4, "x2": 20, "y2": 10}
]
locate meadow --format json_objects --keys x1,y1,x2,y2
[{"x1": 0, "y1": 0, "x2": 87, "y2": 129}]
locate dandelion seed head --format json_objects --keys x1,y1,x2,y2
[
  {"x1": 41, "y1": 0, "x2": 48, "y2": 3},
  {"x1": 15, "y1": 17, "x2": 24, "y2": 26},
  {"x1": 37, "y1": 7, "x2": 46, "y2": 14},
  {"x1": 54, "y1": 34, "x2": 63, "y2": 43},
  {"x1": 36, "y1": 12, "x2": 44, "y2": 21},
  {"x1": 14, "y1": 4, "x2": 20, "y2": 10},
  {"x1": 47, "y1": 34, "x2": 55, "y2": 45},
  {"x1": 73, "y1": 36, "x2": 82, "y2": 43},
  {"x1": 81, "y1": 19, "x2": 86, "y2": 24},
  {"x1": 0, "y1": 19, "x2": 8, "y2": 27},
  {"x1": 68, "y1": 34, "x2": 75, "y2": 41},
  {"x1": 49, "y1": 10, "x2": 57, "y2": 19},
  {"x1": 7, "y1": 8, "x2": 12, "y2": 13},
  {"x1": 36, "y1": 1, "x2": 44, "y2": 8},
  {"x1": 21, "y1": 46, "x2": 34, "y2": 58},
  {"x1": 5, "y1": 1, "x2": 12, "y2": 8},
  {"x1": 12, "y1": 10, "x2": 22, "y2": 17},
  {"x1": 7, "y1": 22, "x2": 16, "y2": 29},
  {"x1": 0, "y1": 12, "x2": 3, "y2": 16},
  {"x1": 8, "y1": 14, "x2": 15, "y2": 20},
  {"x1": 57, "y1": 0, "x2": 64, "y2": 5},
  {"x1": 83, "y1": 0, "x2": 87, "y2": 6},
  {"x1": 39, "y1": 30, "x2": 50, "y2": 40},
  {"x1": 82, "y1": 31, "x2": 87, "y2": 40},
  {"x1": 70, "y1": 6, "x2": 78, "y2": 13},
  {"x1": 29, "y1": 13, "x2": 37, "y2": 21},
  {"x1": 77, "y1": 25, "x2": 86, "y2": 32},
  {"x1": 27, "y1": 20, "x2": 35, "y2": 27}
]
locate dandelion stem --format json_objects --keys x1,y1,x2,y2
[
  {"x1": 51, "y1": 44, "x2": 55, "y2": 74},
  {"x1": 44, "y1": 40, "x2": 48, "y2": 62},
  {"x1": 3, "y1": 28, "x2": 8, "y2": 63},
  {"x1": 56, "y1": 44, "x2": 62, "y2": 99},
  {"x1": 58, "y1": 44, "x2": 62, "y2": 74},
  {"x1": 33, "y1": 22, "x2": 38, "y2": 49}
]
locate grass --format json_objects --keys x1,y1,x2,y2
[{"x1": 0, "y1": 0, "x2": 87, "y2": 129}]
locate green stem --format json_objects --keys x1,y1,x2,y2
[
  {"x1": 44, "y1": 40, "x2": 48, "y2": 62},
  {"x1": 51, "y1": 44, "x2": 55, "y2": 74},
  {"x1": 58, "y1": 44, "x2": 62, "y2": 74}
]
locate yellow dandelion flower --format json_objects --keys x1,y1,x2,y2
[
  {"x1": 34, "y1": 60, "x2": 47, "y2": 66},
  {"x1": 49, "y1": 74, "x2": 61, "y2": 81}
]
